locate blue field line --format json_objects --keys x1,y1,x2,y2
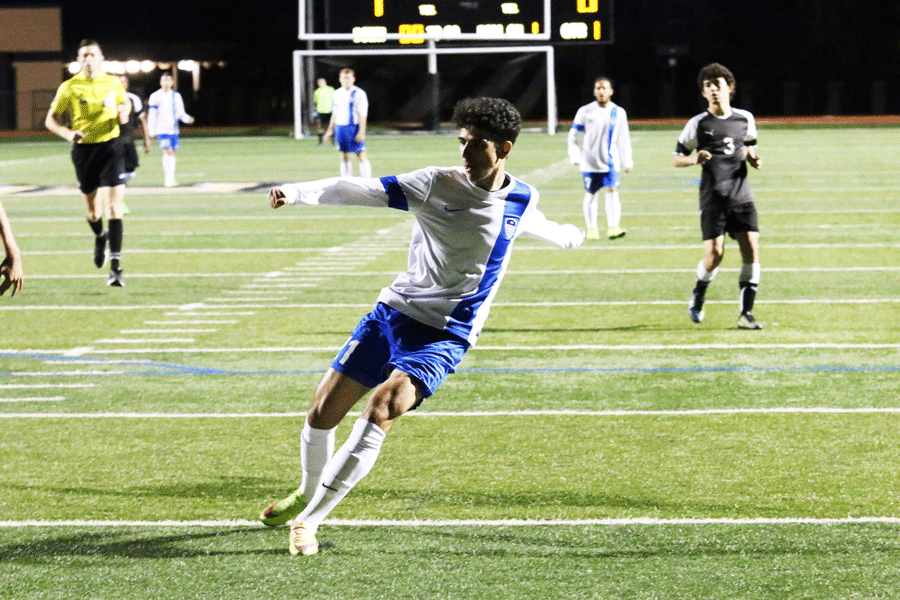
[{"x1": 1, "y1": 351, "x2": 897, "y2": 376}]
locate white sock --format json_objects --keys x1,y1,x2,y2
[
  {"x1": 740, "y1": 262, "x2": 761, "y2": 285},
  {"x1": 697, "y1": 259, "x2": 718, "y2": 283},
  {"x1": 296, "y1": 418, "x2": 386, "y2": 531},
  {"x1": 359, "y1": 160, "x2": 372, "y2": 178},
  {"x1": 163, "y1": 154, "x2": 176, "y2": 182},
  {"x1": 340, "y1": 161, "x2": 352, "y2": 177},
  {"x1": 582, "y1": 192, "x2": 599, "y2": 230},
  {"x1": 298, "y1": 419, "x2": 336, "y2": 499},
  {"x1": 605, "y1": 190, "x2": 621, "y2": 228}
]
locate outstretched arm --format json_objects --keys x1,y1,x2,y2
[
  {"x1": 518, "y1": 209, "x2": 584, "y2": 249},
  {"x1": 269, "y1": 177, "x2": 391, "y2": 210}
]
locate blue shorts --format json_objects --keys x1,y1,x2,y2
[
  {"x1": 158, "y1": 134, "x2": 180, "y2": 151},
  {"x1": 335, "y1": 125, "x2": 365, "y2": 154},
  {"x1": 331, "y1": 303, "x2": 469, "y2": 405},
  {"x1": 582, "y1": 170, "x2": 619, "y2": 193}
]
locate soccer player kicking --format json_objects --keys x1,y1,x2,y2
[
  {"x1": 674, "y1": 63, "x2": 764, "y2": 330},
  {"x1": 260, "y1": 98, "x2": 584, "y2": 556},
  {"x1": 567, "y1": 77, "x2": 633, "y2": 240}
]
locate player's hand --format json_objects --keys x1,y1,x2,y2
[
  {"x1": 747, "y1": 153, "x2": 762, "y2": 169},
  {"x1": 355, "y1": 133, "x2": 365, "y2": 143},
  {"x1": 696, "y1": 150, "x2": 712, "y2": 165},
  {"x1": 143, "y1": 140, "x2": 151, "y2": 154},
  {"x1": 0, "y1": 255, "x2": 23, "y2": 297},
  {"x1": 269, "y1": 188, "x2": 287, "y2": 209},
  {"x1": 70, "y1": 130, "x2": 85, "y2": 143}
]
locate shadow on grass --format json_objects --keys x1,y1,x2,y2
[{"x1": 0, "y1": 528, "x2": 283, "y2": 561}]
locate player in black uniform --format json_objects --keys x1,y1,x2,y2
[
  {"x1": 118, "y1": 75, "x2": 150, "y2": 184},
  {"x1": 674, "y1": 63, "x2": 764, "y2": 330}
]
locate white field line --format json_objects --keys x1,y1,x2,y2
[
  {"x1": 5, "y1": 298, "x2": 897, "y2": 313},
  {"x1": 93, "y1": 338, "x2": 195, "y2": 344},
  {"x1": 18, "y1": 243, "x2": 900, "y2": 257},
  {"x1": 163, "y1": 311, "x2": 255, "y2": 316},
  {"x1": 119, "y1": 329, "x2": 217, "y2": 334},
  {"x1": 3, "y1": 408, "x2": 900, "y2": 419},
  {"x1": 143, "y1": 320, "x2": 239, "y2": 324},
  {"x1": 0, "y1": 384, "x2": 95, "y2": 389},
  {"x1": 2, "y1": 516, "x2": 900, "y2": 528},
  {"x1": 26, "y1": 273, "x2": 261, "y2": 279},
  {"x1": 18, "y1": 266, "x2": 900, "y2": 282},
  {"x1": 3, "y1": 342, "x2": 899, "y2": 356},
  {"x1": 0, "y1": 397, "x2": 65, "y2": 403},
  {"x1": 8, "y1": 205, "x2": 900, "y2": 223}
]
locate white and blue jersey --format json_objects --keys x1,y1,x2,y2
[
  {"x1": 332, "y1": 85, "x2": 368, "y2": 127},
  {"x1": 278, "y1": 166, "x2": 582, "y2": 346},
  {"x1": 147, "y1": 88, "x2": 191, "y2": 137},
  {"x1": 567, "y1": 101, "x2": 633, "y2": 175},
  {"x1": 332, "y1": 85, "x2": 368, "y2": 153}
]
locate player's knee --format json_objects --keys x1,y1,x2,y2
[{"x1": 364, "y1": 380, "x2": 416, "y2": 425}]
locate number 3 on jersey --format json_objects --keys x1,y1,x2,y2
[{"x1": 722, "y1": 137, "x2": 735, "y2": 155}]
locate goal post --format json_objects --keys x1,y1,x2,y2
[{"x1": 291, "y1": 45, "x2": 558, "y2": 139}]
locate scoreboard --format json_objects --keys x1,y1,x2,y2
[{"x1": 303, "y1": 0, "x2": 613, "y2": 44}]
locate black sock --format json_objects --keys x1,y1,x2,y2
[
  {"x1": 740, "y1": 282, "x2": 757, "y2": 314},
  {"x1": 108, "y1": 219, "x2": 123, "y2": 270},
  {"x1": 88, "y1": 218, "x2": 104, "y2": 236},
  {"x1": 693, "y1": 280, "x2": 710, "y2": 303}
]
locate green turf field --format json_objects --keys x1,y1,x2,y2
[{"x1": 1, "y1": 125, "x2": 899, "y2": 599}]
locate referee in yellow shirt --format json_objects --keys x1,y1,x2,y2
[{"x1": 45, "y1": 39, "x2": 131, "y2": 287}]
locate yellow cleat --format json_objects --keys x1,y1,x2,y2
[
  {"x1": 607, "y1": 226, "x2": 626, "y2": 239},
  {"x1": 289, "y1": 521, "x2": 319, "y2": 556}
]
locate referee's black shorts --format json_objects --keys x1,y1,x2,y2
[
  {"x1": 71, "y1": 137, "x2": 126, "y2": 194},
  {"x1": 700, "y1": 201, "x2": 759, "y2": 241}
]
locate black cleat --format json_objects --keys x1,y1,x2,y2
[{"x1": 94, "y1": 231, "x2": 108, "y2": 268}]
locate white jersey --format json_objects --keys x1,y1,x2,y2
[
  {"x1": 278, "y1": 167, "x2": 583, "y2": 345},
  {"x1": 147, "y1": 88, "x2": 191, "y2": 136},
  {"x1": 332, "y1": 86, "x2": 368, "y2": 127},
  {"x1": 568, "y1": 101, "x2": 633, "y2": 173}
]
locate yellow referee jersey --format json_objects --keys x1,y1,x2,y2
[{"x1": 50, "y1": 71, "x2": 126, "y2": 144}]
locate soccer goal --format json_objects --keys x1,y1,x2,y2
[{"x1": 291, "y1": 44, "x2": 558, "y2": 139}]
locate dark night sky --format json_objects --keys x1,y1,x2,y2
[{"x1": 7, "y1": 0, "x2": 900, "y2": 118}]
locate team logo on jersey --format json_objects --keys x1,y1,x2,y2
[{"x1": 504, "y1": 216, "x2": 519, "y2": 240}]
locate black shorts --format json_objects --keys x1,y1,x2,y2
[
  {"x1": 122, "y1": 137, "x2": 139, "y2": 173},
  {"x1": 700, "y1": 202, "x2": 759, "y2": 241},
  {"x1": 71, "y1": 137, "x2": 125, "y2": 194},
  {"x1": 317, "y1": 112, "x2": 332, "y2": 128}
]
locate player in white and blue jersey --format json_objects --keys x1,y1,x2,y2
[
  {"x1": 567, "y1": 77, "x2": 633, "y2": 240},
  {"x1": 259, "y1": 98, "x2": 584, "y2": 556},
  {"x1": 147, "y1": 73, "x2": 194, "y2": 187},
  {"x1": 324, "y1": 68, "x2": 372, "y2": 178},
  {"x1": 674, "y1": 63, "x2": 764, "y2": 330}
]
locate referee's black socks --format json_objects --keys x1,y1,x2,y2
[
  {"x1": 108, "y1": 219, "x2": 123, "y2": 270},
  {"x1": 88, "y1": 218, "x2": 104, "y2": 237}
]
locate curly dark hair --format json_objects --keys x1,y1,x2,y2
[
  {"x1": 452, "y1": 97, "x2": 521, "y2": 145},
  {"x1": 697, "y1": 63, "x2": 736, "y2": 94}
]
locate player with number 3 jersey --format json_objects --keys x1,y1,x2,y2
[{"x1": 674, "y1": 63, "x2": 764, "y2": 330}]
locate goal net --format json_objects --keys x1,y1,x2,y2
[{"x1": 292, "y1": 45, "x2": 558, "y2": 139}]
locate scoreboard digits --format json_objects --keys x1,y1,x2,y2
[{"x1": 311, "y1": 0, "x2": 612, "y2": 44}]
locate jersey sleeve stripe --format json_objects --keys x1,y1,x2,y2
[{"x1": 380, "y1": 176, "x2": 409, "y2": 211}]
